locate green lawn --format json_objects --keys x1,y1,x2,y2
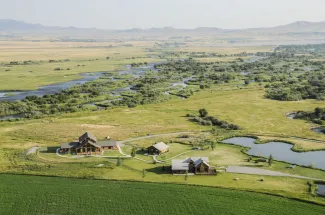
[{"x1": 156, "y1": 143, "x2": 193, "y2": 160}]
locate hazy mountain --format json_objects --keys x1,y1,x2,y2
[
  {"x1": 0, "y1": 19, "x2": 106, "y2": 37},
  {"x1": 270, "y1": 21, "x2": 325, "y2": 33},
  {"x1": 1, "y1": 19, "x2": 325, "y2": 37},
  {"x1": 247, "y1": 21, "x2": 325, "y2": 33},
  {"x1": 0, "y1": 19, "x2": 61, "y2": 31}
]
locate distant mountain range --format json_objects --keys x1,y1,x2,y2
[
  {"x1": 1, "y1": 19, "x2": 325, "y2": 37},
  {"x1": 249, "y1": 21, "x2": 325, "y2": 33}
]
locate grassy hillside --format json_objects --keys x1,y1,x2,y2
[{"x1": 0, "y1": 174, "x2": 324, "y2": 215}]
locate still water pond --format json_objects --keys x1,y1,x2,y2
[
  {"x1": 222, "y1": 137, "x2": 325, "y2": 170},
  {"x1": 316, "y1": 184, "x2": 325, "y2": 197},
  {"x1": 0, "y1": 113, "x2": 24, "y2": 120}
]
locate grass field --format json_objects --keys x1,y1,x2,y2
[
  {"x1": 0, "y1": 174, "x2": 324, "y2": 215},
  {"x1": 0, "y1": 41, "x2": 159, "y2": 90},
  {"x1": 1, "y1": 84, "x2": 324, "y2": 150}
]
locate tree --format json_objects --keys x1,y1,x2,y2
[
  {"x1": 131, "y1": 146, "x2": 136, "y2": 157},
  {"x1": 184, "y1": 170, "x2": 188, "y2": 183},
  {"x1": 142, "y1": 169, "x2": 146, "y2": 178},
  {"x1": 268, "y1": 154, "x2": 273, "y2": 166},
  {"x1": 210, "y1": 141, "x2": 216, "y2": 151},
  {"x1": 199, "y1": 108, "x2": 208, "y2": 117},
  {"x1": 116, "y1": 157, "x2": 121, "y2": 166}
]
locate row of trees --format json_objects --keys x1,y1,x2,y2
[{"x1": 190, "y1": 109, "x2": 240, "y2": 130}]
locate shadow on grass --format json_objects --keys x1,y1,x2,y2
[
  {"x1": 39, "y1": 146, "x2": 58, "y2": 153},
  {"x1": 145, "y1": 166, "x2": 171, "y2": 174}
]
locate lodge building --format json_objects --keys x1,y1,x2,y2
[{"x1": 60, "y1": 132, "x2": 118, "y2": 155}]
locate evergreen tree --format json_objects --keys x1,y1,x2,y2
[
  {"x1": 268, "y1": 154, "x2": 273, "y2": 166},
  {"x1": 131, "y1": 146, "x2": 136, "y2": 157},
  {"x1": 199, "y1": 108, "x2": 208, "y2": 117},
  {"x1": 211, "y1": 141, "x2": 216, "y2": 151},
  {"x1": 116, "y1": 157, "x2": 121, "y2": 166},
  {"x1": 184, "y1": 170, "x2": 188, "y2": 183}
]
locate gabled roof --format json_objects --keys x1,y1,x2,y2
[
  {"x1": 172, "y1": 157, "x2": 209, "y2": 171},
  {"x1": 97, "y1": 140, "x2": 118, "y2": 147},
  {"x1": 194, "y1": 159, "x2": 210, "y2": 168},
  {"x1": 184, "y1": 157, "x2": 209, "y2": 164},
  {"x1": 172, "y1": 159, "x2": 189, "y2": 171},
  {"x1": 151, "y1": 142, "x2": 169, "y2": 151},
  {"x1": 61, "y1": 142, "x2": 79, "y2": 149},
  {"x1": 79, "y1": 132, "x2": 97, "y2": 143}
]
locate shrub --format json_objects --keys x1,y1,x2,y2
[{"x1": 199, "y1": 108, "x2": 208, "y2": 117}]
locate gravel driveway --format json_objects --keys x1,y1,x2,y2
[{"x1": 226, "y1": 166, "x2": 324, "y2": 181}]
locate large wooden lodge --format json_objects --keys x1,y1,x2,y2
[{"x1": 60, "y1": 132, "x2": 118, "y2": 155}]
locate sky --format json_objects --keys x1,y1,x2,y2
[{"x1": 1, "y1": 0, "x2": 325, "y2": 29}]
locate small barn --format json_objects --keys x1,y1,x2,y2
[{"x1": 147, "y1": 142, "x2": 169, "y2": 155}]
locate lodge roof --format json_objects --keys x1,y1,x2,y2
[
  {"x1": 79, "y1": 132, "x2": 97, "y2": 143},
  {"x1": 97, "y1": 140, "x2": 119, "y2": 147},
  {"x1": 60, "y1": 142, "x2": 79, "y2": 149},
  {"x1": 61, "y1": 133, "x2": 119, "y2": 150},
  {"x1": 172, "y1": 157, "x2": 209, "y2": 171}
]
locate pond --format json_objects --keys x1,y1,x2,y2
[
  {"x1": 311, "y1": 127, "x2": 325, "y2": 134},
  {"x1": 316, "y1": 183, "x2": 325, "y2": 197},
  {"x1": 222, "y1": 137, "x2": 325, "y2": 170},
  {"x1": 0, "y1": 113, "x2": 24, "y2": 121},
  {"x1": 286, "y1": 113, "x2": 297, "y2": 119}
]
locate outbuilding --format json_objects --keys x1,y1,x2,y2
[{"x1": 147, "y1": 142, "x2": 169, "y2": 155}]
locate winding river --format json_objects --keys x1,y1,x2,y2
[
  {"x1": 222, "y1": 137, "x2": 325, "y2": 170},
  {"x1": 0, "y1": 62, "x2": 191, "y2": 120},
  {"x1": 0, "y1": 72, "x2": 106, "y2": 102},
  {"x1": 0, "y1": 62, "x2": 189, "y2": 102},
  {"x1": 0, "y1": 63, "x2": 159, "y2": 102}
]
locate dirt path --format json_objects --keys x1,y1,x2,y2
[
  {"x1": 155, "y1": 149, "x2": 198, "y2": 163},
  {"x1": 226, "y1": 166, "x2": 325, "y2": 181}
]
